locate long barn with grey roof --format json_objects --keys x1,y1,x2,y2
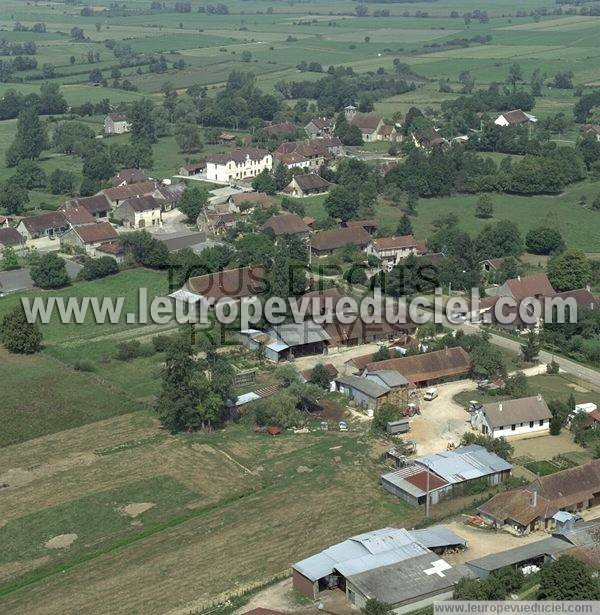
[
  {"x1": 292, "y1": 526, "x2": 468, "y2": 614},
  {"x1": 381, "y1": 445, "x2": 512, "y2": 507}
]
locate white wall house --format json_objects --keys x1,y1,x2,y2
[
  {"x1": 471, "y1": 395, "x2": 552, "y2": 440},
  {"x1": 104, "y1": 113, "x2": 130, "y2": 135},
  {"x1": 113, "y1": 195, "x2": 162, "y2": 229},
  {"x1": 494, "y1": 109, "x2": 537, "y2": 127},
  {"x1": 206, "y1": 148, "x2": 272, "y2": 184},
  {"x1": 366, "y1": 235, "x2": 423, "y2": 271}
]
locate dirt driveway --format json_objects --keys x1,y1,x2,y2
[
  {"x1": 292, "y1": 343, "x2": 382, "y2": 373},
  {"x1": 410, "y1": 379, "x2": 477, "y2": 455}
]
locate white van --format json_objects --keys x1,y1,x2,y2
[{"x1": 423, "y1": 387, "x2": 438, "y2": 401}]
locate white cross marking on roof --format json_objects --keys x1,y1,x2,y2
[{"x1": 424, "y1": 559, "x2": 451, "y2": 578}]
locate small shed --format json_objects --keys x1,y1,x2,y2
[{"x1": 386, "y1": 419, "x2": 410, "y2": 435}]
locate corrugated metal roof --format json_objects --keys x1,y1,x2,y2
[
  {"x1": 335, "y1": 374, "x2": 390, "y2": 398},
  {"x1": 466, "y1": 537, "x2": 569, "y2": 573},
  {"x1": 365, "y1": 370, "x2": 408, "y2": 388},
  {"x1": 293, "y1": 527, "x2": 426, "y2": 582},
  {"x1": 408, "y1": 526, "x2": 467, "y2": 549},
  {"x1": 416, "y1": 445, "x2": 511, "y2": 484}
]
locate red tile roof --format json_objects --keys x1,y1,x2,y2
[
  {"x1": 187, "y1": 265, "x2": 266, "y2": 301},
  {"x1": 505, "y1": 274, "x2": 555, "y2": 300},
  {"x1": 405, "y1": 470, "x2": 448, "y2": 492},
  {"x1": 372, "y1": 235, "x2": 418, "y2": 251},
  {"x1": 366, "y1": 347, "x2": 471, "y2": 384},
  {"x1": 62, "y1": 205, "x2": 96, "y2": 226},
  {"x1": 261, "y1": 213, "x2": 310, "y2": 237},
  {"x1": 74, "y1": 222, "x2": 119, "y2": 244},
  {"x1": 103, "y1": 181, "x2": 157, "y2": 202},
  {"x1": 0, "y1": 227, "x2": 24, "y2": 247},
  {"x1": 311, "y1": 226, "x2": 370, "y2": 253}
]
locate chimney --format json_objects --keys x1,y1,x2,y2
[
  {"x1": 537, "y1": 393, "x2": 542, "y2": 402},
  {"x1": 517, "y1": 275, "x2": 521, "y2": 282},
  {"x1": 586, "y1": 284, "x2": 591, "y2": 292},
  {"x1": 498, "y1": 402, "x2": 502, "y2": 412},
  {"x1": 531, "y1": 490, "x2": 537, "y2": 508}
]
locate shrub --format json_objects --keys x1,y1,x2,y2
[{"x1": 73, "y1": 359, "x2": 95, "y2": 372}]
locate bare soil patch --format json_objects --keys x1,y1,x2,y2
[
  {"x1": 44, "y1": 534, "x2": 78, "y2": 550},
  {"x1": 121, "y1": 503, "x2": 155, "y2": 518}
]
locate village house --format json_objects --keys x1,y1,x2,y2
[
  {"x1": 480, "y1": 257, "x2": 507, "y2": 274},
  {"x1": 104, "y1": 112, "x2": 130, "y2": 135},
  {"x1": 362, "y1": 347, "x2": 471, "y2": 387},
  {"x1": 63, "y1": 194, "x2": 112, "y2": 220},
  {"x1": 205, "y1": 148, "x2": 272, "y2": 183},
  {"x1": 304, "y1": 116, "x2": 335, "y2": 139},
  {"x1": 17, "y1": 211, "x2": 70, "y2": 240},
  {"x1": 61, "y1": 222, "x2": 120, "y2": 256},
  {"x1": 273, "y1": 141, "x2": 329, "y2": 171},
  {"x1": 412, "y1": 127, "x2": 445, "y2": 149},
  {"x1": 343, "y1": 218, "x2": 378, "y2": 235},
  {"x1": 582, "y1": 124, "x2": 600, "y2": 142},
  {"x1": 227, "y1": 191, "x2": 274, "y2": 213},
  {"x1": 292, "y1": 525, "x2": 470, "y2": 613},
  {"x1": 112, "y1": 195, "x2": 162, "y2": 229},
  {"x1": 96, "y1": 241, "x2": 126, "y2": 264},
  {"x1": 494, "y1": 109, "x2": 538, "y2": 127},
  {"x1": 202, "y1": 211, "x2": 237, "y2": 235},
  {"x1": 178, "y1": 161, "x2": 206, "y2": 177},
  {"x1": 110, "y1": 168, "x2": 148, "y2": 187},
  {"x1": 345, "y1": 106, "x2": 398, "y2": 142},
  {"x1": 180, "y1": 264, "x2": 266, "y2": 308},
  {"x1": 102, "y1": 181, "x2": 158, "y2": 209},
  {"x1": 265, "y1": 122, "x2": 298, "y2": 139},
  {"x1": 366, "y1": 235, "x2": 427, "y2": 270},
  {"x1": 479, "y1": 459, "x2": 600, "y2": 534},
  {"x1": 311, "y1": 226, "x2": 371, "y2": 257},
  {"x1": 381, "y1": 445, "x2": 512, "y2": 507},
  {"x1": 0, "y1": 227, "x2": 25, "y2": 249},
  {"x1": 260, "y1": 213, "x2": 310, "y2": 239},
  {"x1": 283, "y1": 173, "x2": 331, "y2": 198},
  {"x1": 61, "y1": 204, "x2": 96, "y2": 227},
  {"x1": 153, "y1": 182, "x2": 186, "y2": 211},
  {"x1": 303, "y1": 287, "x2": 344, "y2": 317},
  {"x1": 470, "y1": 395, "x2": 552, "y2": 440}
]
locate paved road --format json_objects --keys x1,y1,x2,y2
[{"x1": 453, "y1": 320, "x2": 600, "y2": 390}]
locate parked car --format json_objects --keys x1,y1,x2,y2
[
  {"x1": 339, "y1": 421, "x2": 348, "y2": 432},
  {"x1": 423, "y1": 387, "x2": 438, "y2": 401}
]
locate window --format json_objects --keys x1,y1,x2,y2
[
  {"x1": 498, "y1": 425, "x2": 503, "y2": 430},
  {"x1": 530, "y1": 421, "x2": 534, "y2": 428},
  {"x1": 511, "y1": 424, "x2": 516, "y2": 431},
  {"x1": 539, "y1": 419, "x2": 544, "y2": 426}
]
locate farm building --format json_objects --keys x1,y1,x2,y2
[
  {"x1": 292, "y1": 526, "x2": 470, "y2": 614},
  {"x1": 110, "y1": 168, "x2": 148, "y2": 187},
  {"x1": 479, "y1": 459, "x2": 600, "y2": 534},
  {"x1": 61, "y1": 222, "x2": 119, "y2": 256},
  {"x1": 113, "y1": 195, "x2": 162, "y2": 229},
  {"x1": 0, "y1": 227, "x2": 25, "y2": 249},
  {"x1": 311, "y1": 226, "x2": 371, "y2": 257},
  {"x1": 470, "y1": 395, "x2": 552, "y2": 439},
  {"x1": 179, "y1": 161, "x2": 206, "y2": 177},
  {"x1": 228, "y1": 191, "x2": 274, "y2": 212},
  {"x1": 334, "y1": 374, "x2": 392, "y2": 413},
  {"x1": 343, "y1": 219, "x2": 378, "y2": 235},
  {"x1": 381, "y1": 445, "x2": 512, "y2": 507},
  {"x1": 324, "y1": 314, "x2": 417, "y2": 352},
  {"x1": 63, "y1": 194, "x2": 112, "y2": 220},
  {"x1": 182, "y1": 265, "x2": 266, "y2": 307},
  {"x1": 283, "y1": 173, "x2": 332, "y2": 198},
  {"x1": 61, "y1": 205, "x2": 96, "y2": 227},
  {"x1": 300, "y1": 363, "x2": 338, "y2": 390},
  {"x1": 466, "y1": 537, "x2": 569, "y2": 579},
  {"x1": 104, "y1": 113, "x2": 130, "y2": 135},
  {"x1": 364, "y1": 347, "x2": 471, "y2": 387},
  {"x1": 305, "y1": 117, "x2": 335, "y2": 139},
  {"x1": 239, "y1": 322, "x2": 330, "y2": 362},
  {"x1": 102, "y1": 181, "x2": 158, "y2": 208},
  {"x1": 16, "y1": 211, "x2": 70, "y2": 240},
  {"x1": 260, "y1": 213, "x2": 310, "y2": 239}
]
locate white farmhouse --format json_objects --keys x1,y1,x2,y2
[
  {"x1": 471, "y1": 395, "x2": 552, "y2": 440},
  {"x1": 112, "y1": 195, "x2": 162, "y2": 229},
  {"x1": 104, "y1": 113, "x2": 130, "y2": 135},
  {"x1": 494, "y1": 109, "x2": 537, "y2": 127},
  {"x1": 366, "y1": 235, "x2": 425, "y2": 270},
  {"x1": 205, "y1": 148, "x2": 272, "y2": 184}
]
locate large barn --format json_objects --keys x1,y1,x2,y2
[{"x1": 293, "y1": 526, "x2": 470, "y2": 614}]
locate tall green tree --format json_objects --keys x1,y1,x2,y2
[
  {"x1": 0, "y1": 305, "x2": 42, "y2": 354},
  {"x1": 0, "y1": 181, "x2": 29, "y2": 215},
  {"x1": 547, "y1": 250, "x2": 591, "y2": 291},
  {"x1": 178, "y1": 185, "x2": 209, "y2": 222},
  {"x1": 129, "y1": 98, "x2": 157, "y2": 144},
  {"x1": 1, "y1": 246, "x2": 19, "y2": 270},
  {"x1": 538, "y1": 556, "x2": 600, "y2": 600},
  {"x1": 6, "y1": 107, "x2": 48, "y2": 166},
  {"x1": 30, "y1": 253, "x2": 69, "y2": 289}
]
